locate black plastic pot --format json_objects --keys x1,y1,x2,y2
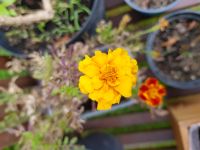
[
  {"x1": 67, "y1": 0, "x2": 105, "y2": 45},
  {"x1": 124, "y1": 0, "x2": 181, "y2": 15},
  {"x1": 0, "y1": 32, "x2": 27, "y2": 58},
  {"x1": 0, "y1": 0, "x2": 105, "y2": 57},
  {"x1": 146, "y1": 11, "x2": 200, "y2": 90},
  {"x1": 78, "y1": 133, "x2": 124, "y2": 150}
]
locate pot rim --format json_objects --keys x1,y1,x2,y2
[
  {"x1": 124, "y1": 0, "x2": 181, "y2": 14},
  {"x1": 67, "y1": 0, "x2": 103, "y2": 44},
  {"x1": 146, "y1": 10, "x2": 200, "y2": 90}
]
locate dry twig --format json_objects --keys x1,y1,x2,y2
[{"x1": 0, "y1": 0, "x2": 54, "y2": 26}]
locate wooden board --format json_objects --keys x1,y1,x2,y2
[
  {"x1": 0, "y1": 132, "x2": 18, "y2": 150},
  {"x1": 0, "y1": 57, "x2": 10, "y2": 69},
  {"x1": 118, "y1": 129, "x2": 174, "y2": 147},
  {"x1": 168, "y1": 94, "x2": 200, "y2": 150},
  {"x1": 84, "y1": 112, "x2": 169, "y2": 129}
]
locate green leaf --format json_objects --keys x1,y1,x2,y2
[
  {"x1": 0, "y1": 92, "x2": 16, "y2": 105},
  {"x1": 0, "y1": 47, "x2": 12, "y2": 56},
  {"x1": 70, "y1": 137, "x2": 77, "y2": 145},
  {"x1": 1, "y1": 0, "x2": 16, "y2": 7},
  {"x1": 51, "y1": 85, "x2": 80, "y2": 97},
  {"x1": 0, "y1": 69, "x2": 28, "y2": 80},
  {"x1": 0, "y1": 70, "x2": 14, "y2": 80},
  {"x1": 0, "y1": 5, "x2": 10, "y2": 16},
  {"x1": 63, "y1": 137, "x2": 69, "y2": 145},
  {"x1": 37, "y1": 22, "x2": 46, "y2": 32},
  {"x1": 8, "y1": 9, "x2": 17, "y2": 16},
  {"x1": 33, "y1": 53, "x2": 53, "y2": 81}
]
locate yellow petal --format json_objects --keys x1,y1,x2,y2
[
  {"x1": 89, "y1": 90, "x2": 100, "y2": 101},
  {"x1": 113, "y1": 93, "x2": 121, "y2": 104},
  {"x1": 111, "y1": 48, "x2": 130, "y2": 64},
  {"x1": 96, "y1": 90, "x2": 121, "y2": 110},
  {"x1": 111, "y1": 48, "x2": 128, "y2": 56},
  {"x1": 89, "y1": 82, "x2": 106, "y2": 101},
  {"x1": 89, "y1": 85, "x2": 117, "y2": 104},
  {"x1": 92, "y1": 76, "x2": 103, "y2": 90},
  {"x1": 131, "y1": 59, "x2": 138, "y2": 74},
  {"x1": 79, "y1": 75, "x2": 94, "y2": 94},
  {"x1": 97, "y1": 101, "x2": 112, "y2": 110},
  {"x1": 101, "y1": 86, "x2": 121, "y2": 105},
  {"x1": 132, "y1": 76, "x2": 137, "y2": 86},
  {"x1": 78, "y1": 55, "x2": 99, "y2": 77},
  {"x1": 109, "y1": 48, "x2": 132, "y2": 76},
  {"x1": 101, "y1": 85, "x2": 115, "y2": 100},
  {"x1": 92, "y1": 51, "x2": 107, "y2": 67},
  {"x1": 115, "y1": 75, "x2": 133, "y2": 97}
]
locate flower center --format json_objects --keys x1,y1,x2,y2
[
  {"x1": 100, "y1": 65, "x2": 119, "y2": 86},
  {"x1": 148, "y1": 88, "x2": 158, "y2": 99}
]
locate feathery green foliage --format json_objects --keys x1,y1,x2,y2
[
  {"x1": 51, "y1": 85, "x2": 80, "y2": 97},
  {"x1": 38, "y1": 0, "x2": 91, "y2": 41},
  {"x1": 33, "y1": 53, "x2": 53, "y2": 81},
  {"x1": 0, "y1": 47, "x2": 12, "y2": 56},
  {"x1": 0, "y1": 0, "x2": 17, "y2": 16}
]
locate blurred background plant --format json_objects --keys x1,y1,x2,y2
[
  {"x1": 0, "y1": 42, "x2": 90, "y2": 150},
  {"x1": 3, "y1": 0, "x2": 91, "y2": 52},
  {"x1": 0, "y1": 0, "x2": 17, "y2": 16},
  {"x1": 0, "y1": 14, "x2": 168, "y2": 149},
  {"x1": 94, "y1": 14, "x2": 161, "y2": 54},
  {"x1": 47, "y1": 0, "x2": 91, "y2": 39}
]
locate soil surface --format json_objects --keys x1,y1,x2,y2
[
  {"x1": 153, "y1": 17, "x2": 200, "y2": 82},
  {"x1": 133, "y1": 0, "x2": 176, "y2": 9}
]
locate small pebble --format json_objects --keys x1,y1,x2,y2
[{"x1": 190, "y1": 75, "x2": 196, "y2": 80}]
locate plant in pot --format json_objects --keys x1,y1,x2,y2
[
  {"x1": 146, "y1": 11, "x2": 200, "y2": 92},
  {"x1": 0, "y1": 0, "x2": 104, "y2": 56},
  {"x1": 124, "y1": 0, "x2": 181, "y2": 15},
  {"x1": 0, "y1": 44, "x2": 88, "y2": 149}
]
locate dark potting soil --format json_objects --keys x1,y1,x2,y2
[
  {"x1": 19, "y1": 0, "x2": 43, "y2": 10},
  {"x1": 133, "y1": 0, "x2": 176, "y2": 9},
  {"x1": 153, "y1": 18, "x2": 200, "y2": 82}
]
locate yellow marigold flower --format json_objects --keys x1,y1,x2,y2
[
  {"x1": 159, "y1": 18, "x2": 169, "y2": 31},
  {"x1": 79, "y1": 48, "x2": 138, "y2": 110}
]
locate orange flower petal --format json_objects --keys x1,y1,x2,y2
[
  {"x1": 158, "y1": 87, "x2": 166, "y2": 95},
  {"x1": 138, "y1": 92, "x2": 147, "y2": 101},
  {"x1": 150, "y1": 97, "x2": 162, "y2": 107},
  {"x1": 146, "y1": 77, "x2": 158, "y2": 86},
  {"x1": 139, "y1": 85, "x2": 148, "y2": 92}
]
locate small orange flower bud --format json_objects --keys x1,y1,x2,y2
[{"x1": 138, "y1": 77, "x2": 166, "y2": 107}]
